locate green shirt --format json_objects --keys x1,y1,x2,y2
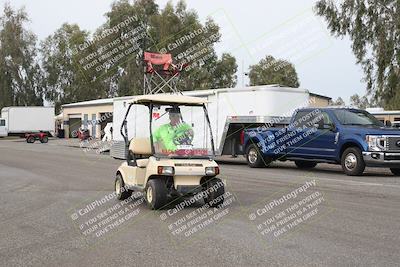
[{"x1": 153, "y1": 123, "x2": 192, "y2": 151}]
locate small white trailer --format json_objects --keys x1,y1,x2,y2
[
  {"x1": 0, "y1": 107, "x2": 55, "y2": 137},
  {"x1": 110, "y1": 85, "x2": 319, "y2": 159}
]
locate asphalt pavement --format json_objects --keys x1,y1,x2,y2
[{"x1": 0, "y1": 139, "x2": 399, "y2": 267}]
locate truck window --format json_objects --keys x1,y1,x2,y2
[
  {"x1": 293, "y1": 110, "x2": 324, "y2": 128},
  {"x1": 0, "y1": 119, "x2": 5, "y2": 126},
  {"x1": 333, "y1": 109, "x2": 383, "y2": 126}
]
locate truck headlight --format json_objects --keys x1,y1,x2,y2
[
  {"x1": 157, "y1": 166, "x2": 175, "y2": 175},
  {"x1": 205, "y1": 167, "x2": 220, "y2": 176},
  {"x1": 366, "y1": 135, "x2": 386, "y2": 151}
]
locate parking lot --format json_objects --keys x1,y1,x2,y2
[{"x1": 1, "y1": 139, "x2": 400, "y2": 267}]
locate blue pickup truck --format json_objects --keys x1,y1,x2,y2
[{"x1": 243, "y1": 108, "x2": 400, "y2": 176}]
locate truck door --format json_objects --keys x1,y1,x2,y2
[
  {"x1": 0, "y1": 119, "x2": 7, "y2": 137},
  {"x1": 286, "y1": 110, "x2": 337, "y2": 160}
]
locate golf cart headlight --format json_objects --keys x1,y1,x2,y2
[
  {"x1": 205, "y1": 167, "x2": 220, "y2": 176},
  {"x1": 157, "y1": 166, "x2": 175, "y2": 175},
  {"x1": 366, "y1": 135, "x2": 386, "y2": 151}
]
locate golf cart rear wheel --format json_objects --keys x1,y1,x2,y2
[
  {"x1": 246, "y1": 144, "x2": 271, "y2": 168},
  {"x1": 390, "y1": 168, "x2": 400, "y2": 176},
  {"x1": 115, "y1": 174, "x2": 131, "y2": 200},
  {"x1": 40, "y1": 136, "x2": 48, "y2": 143},
  {"x1": 204, "y1": 178, "x2": 225, "y2": 208},
  {"x1": 295, "y1": 160, "x2": 317, "y2": 169},
  {"x1": 27, "y1": 136, "x2": 35, "y2": 143},
  {"x1": 145, "y1": 179, "x2": 168, "y2": 210}
]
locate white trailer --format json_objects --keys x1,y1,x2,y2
[
  {"x1": 110, "y1": 85, "x2": 318, "y2": 159},
  {"x1": 0, "y1": 107, "x2": 55, "y2": 137}
]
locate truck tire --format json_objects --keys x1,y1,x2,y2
[
  {"x1": 145, "y1": 178, "x2": 168, "y2": 210},
  {"x1": 203, "y1": 178, "x2": 225, "y2": 208},
  {"x1": 40, "y1": 136, "x2": 48, "y2": 143},
  {"x1": 390, "y1": 168, "x2": 400, "y2": 176},
  {"x1": 115, "y1": 174, "x2": 132, "y2": 200},
  {"x1": 341, "y1": 147, "x2": 365, "y2": 176},
  {"x1": 246, "y1": 144, "x2": 271, "y2": 168},
  {"x1": 295, "y1": 160, "x2": 317, "y2": 169}
]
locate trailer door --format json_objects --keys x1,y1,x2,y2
[{"x1": 0, "y1": 119, "x2": 7, "y2": 136}]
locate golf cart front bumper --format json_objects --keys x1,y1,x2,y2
[{"x1": 362, "y1": 152, "x2": 400, "y2": 167}]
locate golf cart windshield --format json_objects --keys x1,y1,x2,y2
[{"x1": 151, "y1": 104, "x2": 214, "y2": 158}]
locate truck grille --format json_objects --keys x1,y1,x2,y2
[{"x1": 386, "y1": 136, "x2": 400, "y2": 151}]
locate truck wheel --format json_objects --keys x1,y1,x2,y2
[
  {"x1": 341, "y1": 147, "x2": 365, "y2": 176},
  {"x1": 40, "y1": 136, "x2": 48, "y2": 143},
  {"x1": 203, "y1": 178, "x2": 225, "y2": 208},
  {"x1": 145, "y1": 179, "x2": 168, "y2": 210},
  {"x1": 295, "y1": 160, "x2": 317, "y2": 169},
  {"x1": 390, "y1": 168, "x2": 400, "y2": 176},
  {"x1": 115, "y1": 174, "x2": 131, "y2": 200},
  {"x1": 246, "y1": 144, "x2": 271, "y2": 168},
  {"x1": 27, "y1": 136, "x2": 35, "y2": 143}
]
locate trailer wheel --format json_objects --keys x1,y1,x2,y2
[
  {"x1": 295, "y1": 160, "x2": 317, "y2": 169},
  {"x1": 145, "y1": 178, "x2": 168, "y2": 210},
  {"x1": 203, "y1": 178, "x2": 225, "y2": 208},
  {"x1": 115, "y1": 174, "x2": 131, "y2": 200},
  {"x1": 390, "y1": 168, "x2": 400, "y2": 176},
  {"x1": 26, "y1": 136, "x2": 35, "y2": 143},
  {"x1": 341, "y1": 147, "x2": 365, "y2": 176},
  {"x1": 40, "y1": 136, "x2": 48, "y2": 143},
  {"x1": 246, "y1": 144, "x2": 271, "y2": 168}
]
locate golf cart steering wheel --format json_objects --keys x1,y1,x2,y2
[{"x1": 174, "y1": 129, "x2": 194, "y2": 145}]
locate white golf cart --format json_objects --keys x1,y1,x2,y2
[{"x1": 115, "y1": 94, "x2": 225, "y2": 210}]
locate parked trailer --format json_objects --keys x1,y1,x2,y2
[
  {"x1": 110, "y1": 85, "x2": 316, "y2": 159},
  {"x1": 0, "y1": 107, "x2": 55, "y2": 137}
]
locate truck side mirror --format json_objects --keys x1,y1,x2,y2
[{"x1": 314, "y1": 120, "x2": 324, "y2": 129}]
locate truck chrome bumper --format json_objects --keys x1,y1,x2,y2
[{"x1": 362, "y1": 152, "x2": 400, "y2": 167}]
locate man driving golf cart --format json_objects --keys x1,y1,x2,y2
[
  {"x1": 153, "y1": 107, "x2": 194, "y2": 153},
  {"x1": 115, "y1": 94, "x2": 225, "y2": 210}
]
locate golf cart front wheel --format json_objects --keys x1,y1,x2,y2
[
  {"x1": 145, "y1": 178, "x2": 168, "y2": 210},
  {"x1": 115, "y1": 174, "x2": 131, "y2": 200},
  {"x1": 40, "y1": 136, "x2": 48, "y2": 143},
  {"x1": 204, "y1": 178, "x2": 225, "y2": 208},
  {"x1": 27, "y1": 136, "x2": 35, "y2": 143}
]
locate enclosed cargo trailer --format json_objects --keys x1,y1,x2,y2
[
  {"x1": 110, "y1": 85, "x2": 317, "y2": 159},
  {"x1": 0, "y1": 107, "x2": 55, "y2": 137}
]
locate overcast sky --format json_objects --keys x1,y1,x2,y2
[{"x1": 0, "y1": 0, "x2": 366, "y2": 102}]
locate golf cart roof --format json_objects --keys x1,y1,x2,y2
[{"x1": 128, "y1": 94, "x2": 207, "y2": 105}]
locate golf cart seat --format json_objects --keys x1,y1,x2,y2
[{"x1": 129, "y1": 138, "x2": 152, "y2": 166}]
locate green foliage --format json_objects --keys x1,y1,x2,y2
[
  {"x1": 248, "y1": 55, "x2": 300, "y2": 88},
  {"x1": 331, "y1": 97, "x2": 345, "y2": 106},
  {"x1": 1, "y1": 0, "x2": 239, "y2": 112},
  {"x1": 40, "y1": 23, "x2": 107, "y2": 112},
  {"x1": 315, "y1": 0, "x2": 400, "y2": 109},
  {"x1": 92, "y1": 0, "x2": 235, "y2": 95},
  {"x1": 212, "y1": 53, "x2": 237, "y2": 88},
  {"x1": 350, "y1": 93, "x2": 380, "y2": 109},
  {"x1": 0, "y1": 3, "x2": 43, "y2": 111}
]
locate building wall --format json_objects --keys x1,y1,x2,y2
[
  {"x1": 62, "y1": 104, "x2": 113, "y2": 139},
  {"x1": 309, "y1": 96, "x2": 331, "y2": 108},
  {"x1": 372, "y1": 113, "x2": 400, "y2": 124}
]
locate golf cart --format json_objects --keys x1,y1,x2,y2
[{"x1": 115, "y1": 94, "x2": 225, "y2": 210}]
